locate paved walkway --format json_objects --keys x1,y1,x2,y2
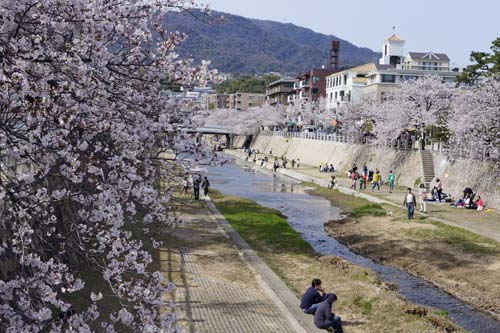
[
  {"x1": 160, "y1": 202, "x2": 313, "y2": 333},
  {"x1": 227, "y1": 149, "x2": 500, "y2": 242}
]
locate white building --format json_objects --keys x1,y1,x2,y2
[
  {"x1": 326, "y1": 34, "x2": 460, "y2": 109},
  {"x1": 364, "y1": 34, "x2": 459, "y2": 100},
  {"x1": 325, "y1": 63, "x2": 375, "y2": 110}
]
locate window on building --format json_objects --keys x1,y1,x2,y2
[
  {"x1": 401, "y1": 75, "x2": 418, "y2": 81},
  {"x1": 312, "y1": 88, "x2": 319, "y2": 95},
  {"x1": 343, "y1": 75, "x2": 347, "y2": 85},
  {"x1": 381, "y1": 74, "x2": 396, "y2": 83},
  {"x1": 384, "y1": 44, "x2": 387, "y2": 56},
  {"x1": 312, "y1": 76, "x2": 320, "y2": 84},
  {"x1": 334, "y1": 92, "x2": 338, "y2": 100}
]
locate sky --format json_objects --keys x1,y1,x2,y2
[{"x1": 205, "y1": 0, "x2": 499, "y2": 68}]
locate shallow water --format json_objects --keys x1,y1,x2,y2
[{"x1": 207, "y1": 159, "x2": 500, "y2": 333}]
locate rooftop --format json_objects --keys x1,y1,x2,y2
[
  {"x1": 326, "y1": 63, "x2": 376, "y2": 78},
  {"x1": 408, "y1": 52, "x2": 450, "y2": 61},
  {"x1": 385, "y1": 34, "x2": 405, "y2": 42},
  {"x1": 267, "y1": 78, "x2": 295, "y2": 87}
]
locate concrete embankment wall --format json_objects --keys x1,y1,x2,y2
[{"x1": 233, "y1": 135, "x2": 500, "y2": 209}]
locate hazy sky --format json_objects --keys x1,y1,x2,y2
[{"x1": 205, "y1": 0, "x2": 499, "y2": 67}]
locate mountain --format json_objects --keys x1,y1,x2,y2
[{"x1": 161, "y1": 11, "x2": 380, "y2": 75}]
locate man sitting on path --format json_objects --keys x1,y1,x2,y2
[
  {"x1": 300, "y1": 278, "x2": 326, "y2": 314},
  {"x1": 314, "y1": 293, "x2": 343, "y2": 333}
]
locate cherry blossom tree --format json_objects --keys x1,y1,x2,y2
[
  {"x1": 0, "y1": 1, "x2": 218, "y2": 332},
  {"x1": 448, "y1": 77, "x2": 500, "y2": 170},
  {"x1": 285, "y1": 97, "x2": 334, "y2": 129},
  {"x1": 365, "y1": 76, "x2": 455, "y2": 144},
  {"x1": 192, "y1": 105, "x2": 286, "y2": 135}
]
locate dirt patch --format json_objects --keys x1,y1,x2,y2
[{"x1": 325, "y1": 216, "x2": 500, "y2": 320}]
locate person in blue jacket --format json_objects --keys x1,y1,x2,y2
[{"x1": 300, "y1": 279, "x2": 326, "y2": 314}]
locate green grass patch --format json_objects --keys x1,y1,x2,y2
[
  {"x1": 433, "y1": 309, "x2": 449, "y2": 317},
  {"x1": 350, "y1": 270, "x2": 370, "y2": 282},
  {"x1": 306, "y1": 184, "x2": 373, "y2": 213},
  {"x1": 351, "y1": 204, "x2": 387, "y2": 218},
  {"x1": 352, "y1": 295, "x2": 374, "y2": 315},
  {"x1": 210, "y1": 191, "x2": 314, "y2": 256}
]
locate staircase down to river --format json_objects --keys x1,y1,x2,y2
[{"x1": 421, "y1": 150, "x2": 436, "y2": 187}]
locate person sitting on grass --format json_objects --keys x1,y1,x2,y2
[
  {"x1": 300, "y1": 279, "x2": 326, "y2": 314},
  {"x1": 314, "y1": 293, "x2": 343, "y2": 333},
  {"x1": 476, "y1": 196, "x2": 484, "y2": 211}
]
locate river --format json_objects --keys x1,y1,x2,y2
[{"x1": 207, "y1": 158, "x2": 500, "y2": 333}]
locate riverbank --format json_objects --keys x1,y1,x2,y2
[
  {"x1": 211, "y1": 191, "x2": 461, "y2": 333},
  {"x1": 309, "y1": 185, "x2": 500, "y2": 322}
]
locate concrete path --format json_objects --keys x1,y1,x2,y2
[
  {"x1": 161, "y1": 202, "x2": 320, "y2": 333},
  {"x1": 226, "y1": 149, "x2": 500, "y2": 242}
]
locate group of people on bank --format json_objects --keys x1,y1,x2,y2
[
  {"x1": 300, "y1": 279, "x2": 343, "y2": 332},
  {"x1": 182, "y1": 174, "x2": 210, "y2": 200}
]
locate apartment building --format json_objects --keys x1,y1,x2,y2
[
  {"x1": 289, "y1": 69, "x2": 336, "y2": 104},
  {"x1": 228, "y1": 93, "x2": 266, "y2": 110},
  {"x1": 326, "y1": 34, "x2": 460, "y2": 109},
  {"x1": 364, "y1": 35, "x2": 459, "y2": 100},
  {"x1": 266, "y1": 78, "x2": 295, "y2": 106},
  {"x1": 207, "y1": 94, "x2": 229, "y2": 109},
  {"x1": 325, "y1": 63, "x2": 375, "y2": 110}
]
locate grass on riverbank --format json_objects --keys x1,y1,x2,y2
[
  {"x1": 309, "y1": 184, "x2": 499, "y2": 256},
  {"x1": 210, "y1": 190, "x2": 460, "y2": 333}
]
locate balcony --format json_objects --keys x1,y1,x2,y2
[{"x1": 299, "y1": 80, "x2": 310, "y2": 88}]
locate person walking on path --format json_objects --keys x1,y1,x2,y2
[
  {"x1": 193, "y1": 175, "x2": 201, "y2": 200},
  {"x1": 387, "y1": 170, "x2": 395, "y2": 193},
  {"x1": 300, "y1": 279, "x2": 326, "y2": 315},
  {"x1": 328, "y1": 176, "x2": 337, "y2": 189},
  {"x1": 291, "y1": 159, "x2": 296, "y2": 168},
  {"x1": 418, "y1": 184, "x2": 428, "y2": 213},
  {"x1": 314, "y1": 293, "x2": 343, "y2": 333},
  {"x1": 296, "y1": 158, "x2": 301, "y2": 168},
  {"x1": 182, "y1": 177, "x2": 189, "y2": 195},
  {"x1": 202, "y1": 176, "x2": 210, "y2": 197},
  {"x1": 273, "y1": 158, "x2": 280, "y2": 173},
  {"x1": 361, "y1": 173, "x2": 367, "y2": 190},
  {"x1": 436, "y1": 178, "x2": 443, "y2": 202},
  {"x1": 349, "y1": 172, "x2": 357, "y2": 190},
  {"x1": 402, "y1": 187, "x2": 417, "y2": 220},
  {"x1": 371, "y1": 170, "x2": 381, "y2": 192}
]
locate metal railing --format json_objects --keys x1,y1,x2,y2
[{"x1": 259, "y1": 130, "x2": 454, "y2": 153}]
